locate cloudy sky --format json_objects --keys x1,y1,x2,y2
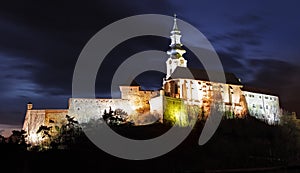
[{"x1": 0, "y1": 0, "x2": 299, "y2": 134}]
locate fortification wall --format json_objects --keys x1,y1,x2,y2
[
  {"x1": 23, "y1": 110, "x2": 46, "y2": 143},
  {"x1": 44, "y1": 110, "x2": 68, "y2": 127},
  {"x1": 244, "y1": 91, "x2": 280, "y2": 124},
  {"x1": 23, "y1": 109, "x2": 68, "y2": 145},
  {"x1": 68, "y1": 98, "x2": 135, "y2": 124}
]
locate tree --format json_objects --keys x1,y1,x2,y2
[
  {"x1": 102, "y1": 107, "x2": 128, "y2": 126},
  {"x1": 51, "y1": 115, "x2": 82, "y2": 149},
  {"x1": 278, "y1": 111, "x2": 300, "y2": 161},
  {"x1": 7, "y1": 130, "x2": 28, "y2": 151},
  {"x1": 36, "y1": 125, "x2": 52, "y2": 139},
  {"x1": 0, "y1": 134, "x2": 5, "y2": 144}
]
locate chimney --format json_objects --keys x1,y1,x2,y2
[{"x1": 27, "y1": 102, "x2": 33, "y2": 110}]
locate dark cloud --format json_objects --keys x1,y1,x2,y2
[
  {"x1": 246, "y1": 59, "x2": 300, "y2": 115},
  {"x1": 0, "y1": 0, "x2": 174, "y2": 124},
  {"x1": 232, "y1": 14, "x2": 262, "y2": 25}
]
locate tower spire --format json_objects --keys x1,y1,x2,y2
[
  {"x1": 172, "y1": 14, "x2": 179, "y2": 31},
  {"x1": 165, "y1": 14, "x2": 187, "y2": 80},
  {"x1": 167, "y1": 14, "x2": 186, "y2": 58}
]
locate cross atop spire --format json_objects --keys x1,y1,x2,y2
[{"x1": 172, "y1": 13, "x2": 180, "y2": 33}]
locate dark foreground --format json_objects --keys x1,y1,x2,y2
[{"x1": 1, "y1": 117, "x2": 300, "y2": 173}]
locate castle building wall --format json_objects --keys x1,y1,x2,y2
[
  {"x1": 22, "y1": 109, "x2": 68, "y2": 145},
  {"x1": 149, "y1": 93, "x2": 164, "y2": 122},
  {"x1": 243, "y1": 91, "x2": 281, "y2": 124},
  {"x1": 164, "y1": 79, "x2": 247, "y2": 118},
  {"x1": 23, "y1": 110, "x2": 46, "y2": 144},
  {"x1": 68, "y1": 98, "x2": 135, "y2": 124}
]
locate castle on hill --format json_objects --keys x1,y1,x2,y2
[{"x1": 23, "y1": 16, "x2": 281, "y2": 145}]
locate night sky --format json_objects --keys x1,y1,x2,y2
[{"x1": 0, "y1": 0, "x2": 300, "y2": 134}]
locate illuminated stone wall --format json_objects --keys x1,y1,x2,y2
[
  {"x1": 119, "y1": 86, "x2": 159, "y2": 114},
  {"x1": 23, "y1": 109, "x2": 46, "y2": 144},
  {"x1": 243, "y1": 91, "x2": 281, "y2": 124},
  {"x1": 163, "y1": 97, "x2": 200, "y2": 127},
  {"x1": 164, "y1": 79, "x2": 248, "y2": 119},
  {"x1": 23, "y1": 109, "x2": 68, "y2": 145},
  {"x1": 68, "y1": 86, "x2": 161, "y2": 125},
  {"x1": 68, "y1": 98, "x2": 134, "y2": 124},
  {"x1": 164, "y1": 97, "x2": 189, "y2": 126}
]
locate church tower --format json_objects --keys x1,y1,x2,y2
[{"x1": 165, "y1": 14, "x2": 187, "y2": 79}]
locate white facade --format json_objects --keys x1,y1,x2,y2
[
  {"x1": 243, "y1": 90, "x2": 280, "y2": 124},
  {"x1": 165, "y1": 15, "x2": 187, "y2": 79}
]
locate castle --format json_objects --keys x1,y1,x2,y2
[{"x1": 23, "y1": 16, "x2": 281, "y2": 145}]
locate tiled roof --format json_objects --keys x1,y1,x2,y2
[
  {"x1": 241, "y1": 86, "x2": 278, "y2": 96},
  {"x1": 170, "y1": 67, "x2": 242, "y2": 85}
]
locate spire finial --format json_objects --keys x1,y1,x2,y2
[{"x1": 172, "y1": 14, "x2": 179, "y2": 31}]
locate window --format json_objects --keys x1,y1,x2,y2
[
  {"x1": 253, "y1": 104, "x2": 256, "y2": 108},
  {"x1": 259, "y1": 96, "x2": 261, "y2": 99},
  {"x1": 260, "y1": 105, "x2": 263, "y2": 109},
  {"x1": 266, "y1": 105, "x2": 268, "y2": 109},
  {"x1": 265, "y1": 96, "x2": 269, "y2": 99}
]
